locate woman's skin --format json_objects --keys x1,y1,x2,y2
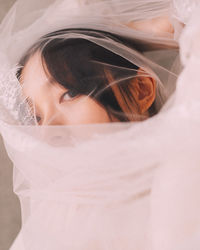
[
  {"x1": 21, "y1": 53, "x2": 111, "y2": 125},
  {"x1": 21, "y1": 52, "x2": 156, "y2": 125}
]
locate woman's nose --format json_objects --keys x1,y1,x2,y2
[{"x1": 41, "y1": 109, "x2": 66, "y2": 126}]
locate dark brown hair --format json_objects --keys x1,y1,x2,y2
[{"x1": 17, "y1": 28, "x2": 157, "y2": 122}]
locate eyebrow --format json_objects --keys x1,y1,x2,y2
[
  {"x1": 47, "y1": 77, "x2": 56, "y2": 85},
  {"x1": 45, "y1": 77, "x2": 64, "y2": 90}
]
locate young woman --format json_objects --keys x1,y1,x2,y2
[
  {"x1": 17, "y1": 28, "x2": 176, "y2": 126},
  {"x1": 2, "y1": 1, "x2": 199, "y2": 250}
]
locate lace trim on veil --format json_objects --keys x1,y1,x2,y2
[{"x1": 0, "y1": 65, "x2": 34, "y2": 125}]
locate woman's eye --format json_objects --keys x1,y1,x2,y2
[
  {"x1": 36, "y1": 115, "x2": 41, "y2": 124},
  {"x1": 62, "y1": 89, "x2": 79, "y2": 102}
]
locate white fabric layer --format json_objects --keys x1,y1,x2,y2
[{"x1": 0, "y1": 0, "x2": 199, "y2": 250}]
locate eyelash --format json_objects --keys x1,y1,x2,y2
[
  {"x1": 60, "y1": 89, "x2": 79, "y2": 103},
  {"x1": 36, "y1": 115, "x2": 41, "y2": 124},
  {"x1": 34, "y1": 89, "x2": 79, "y2": 124}
]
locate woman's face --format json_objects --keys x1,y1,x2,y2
[{"x1": 21, "y1": 53, "x2": 112, "y2": 125}]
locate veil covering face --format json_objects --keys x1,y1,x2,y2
[{"x1": 0, "y1": 0, "x2": 200, "y2": 250}]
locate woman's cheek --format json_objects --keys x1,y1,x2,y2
[{"x1": 61, "y1": 97, "x2": 110, "y2": 125}]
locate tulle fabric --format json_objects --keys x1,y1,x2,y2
[{"x1": 0, "y1": 0, "x2": 200, "y2": 250}]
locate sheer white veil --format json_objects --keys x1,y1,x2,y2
[{"x1": 0, "y1": 0, "x2": 200, "y2": 250}]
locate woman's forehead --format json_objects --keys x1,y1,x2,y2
[{"x1": 21, "y1": 53, "x2": 59, "y2": 96}]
